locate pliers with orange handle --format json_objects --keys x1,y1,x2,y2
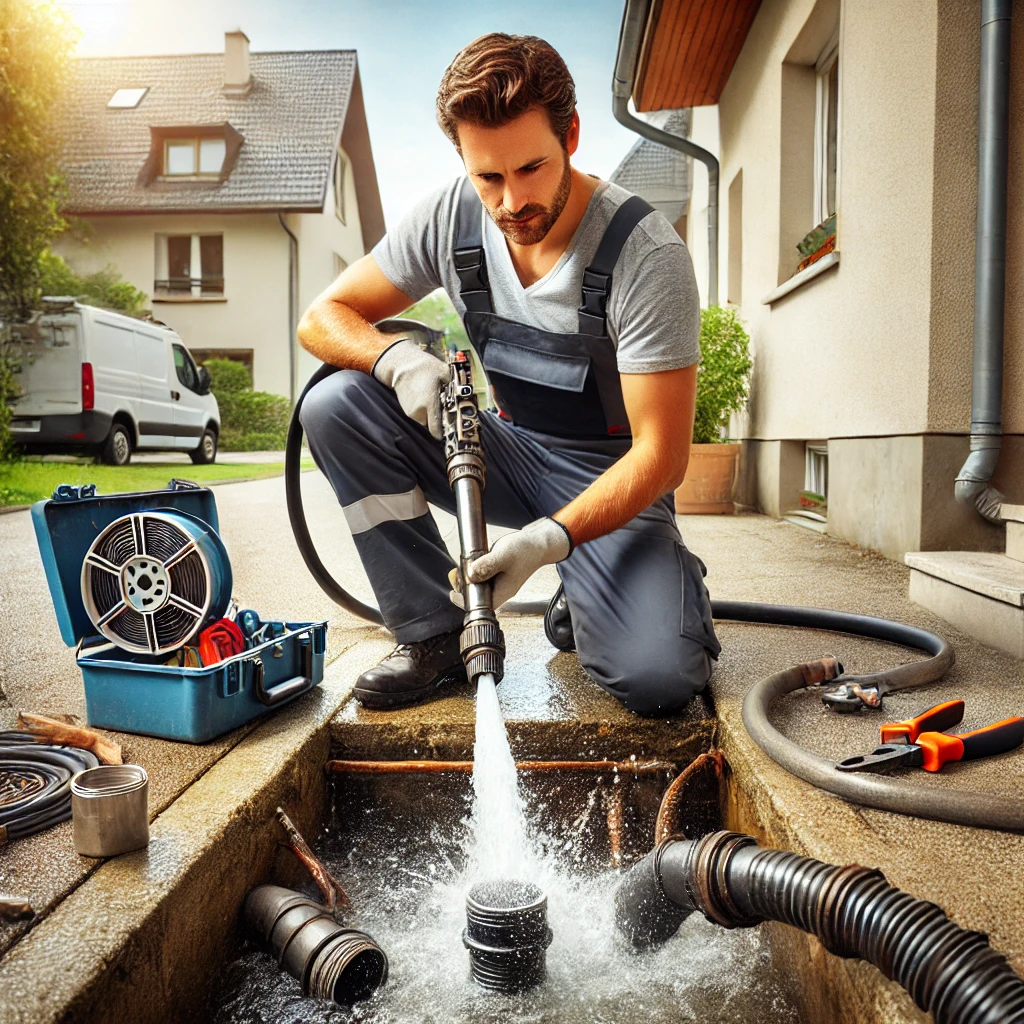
[{"x1": 836, "y1": 699, "x2": 1024, "y2": 773}]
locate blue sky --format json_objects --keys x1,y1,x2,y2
[{"x1": 60, "y1": 0, "x2": 639, "y2": 227}]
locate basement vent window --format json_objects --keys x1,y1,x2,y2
[
  {"x1": 108, "y1": 87, "x2": 148, "y2": 109},
  {"x1": 785, "y1": 442, "x2": 829, "y2": 532}
]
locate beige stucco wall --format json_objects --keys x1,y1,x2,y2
[
  {"x1": 54, "y1": 148, "x2": 368, "y2": 401},
  {"x1": 290, "y1": 145, "x2": 366, "y2": 390},
  {"x1": 715, "y1": 0, "x2": 940, "y2": 442}
]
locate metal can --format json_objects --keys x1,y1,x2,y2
[{"x1": 71, "y1": 764, "x2": 149, "y2": 858}]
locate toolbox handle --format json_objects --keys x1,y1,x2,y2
[{"x1": 249, "y1": 637, "x2": 314, "y2": 707}]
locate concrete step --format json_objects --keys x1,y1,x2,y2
[
  {"x1": 905, "y1": 550, "x2": 1024, "y2": 658},
  {"x1": 1002, "y1": 504, "x2": 1024, "y2": 562}
]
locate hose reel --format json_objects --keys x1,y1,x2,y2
[{"x1": 80, "y1": 511, "x2": 232, "y2": 655}]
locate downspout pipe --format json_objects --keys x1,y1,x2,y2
[
  {"x1": 615, "y1": 831, "x2": 1024, "y2": 1024},
  {"x1": 278, "y1": 212, "x2": 300, "y2": 407},
  {"x1": 955, "y1": 0, "x2": 1012, "y2": 523},
  {"x1": 612, "y1": 0, "x2": 720, "y2": 305}
]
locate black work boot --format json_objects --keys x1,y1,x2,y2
[
  {"x1": 353, "y1": 628, "x2": 466, "y2": 709},
  {"x1": 543, "y1": 583, "x2": 576, "y2": 652}
]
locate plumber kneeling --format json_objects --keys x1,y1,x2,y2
[{"x1": 296, "y1": 33, "x2": 720, "y2": 715}]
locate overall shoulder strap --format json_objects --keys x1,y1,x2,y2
[
  {"x1": 453, "y1": 177, "x2": 493, "y2": 314},
  {"x1": 578, "y1": 194, "x2": 655, "y2": 337}
]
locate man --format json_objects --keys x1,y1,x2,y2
[{"x1": 298, "y1": 33, "x2": 720, "y2": 715}]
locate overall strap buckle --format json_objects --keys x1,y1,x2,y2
[
  {"x1": 453, "y1": 178, "x2": 494, "y2": 315},
  {"x1": 454, "y1": 246, "x2": 492, "y2": 314},
  {"x1": 577, "y1": 194, "x2": 655, "y2": 337}
]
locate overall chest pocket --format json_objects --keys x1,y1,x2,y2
[{"x1": 482, "y1": 339, "x2": 608, "y2": 438}]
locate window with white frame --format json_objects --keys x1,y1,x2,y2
[
  {"x1": 163, "y1": 137, "x2": 227, "y2": 178},
  {"x1": 814, "y1": 33, "x2": 839, "y2": 225},
  {"x1": 805, "y1": 442, "x2": 829, "y2": 503},
  {"x1": 333, "y1": 151, "x2": 347, "y2": 224}
]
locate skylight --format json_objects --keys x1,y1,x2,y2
[{"x1": 107, "y1": 87, "x2": 148, "y2": 109}]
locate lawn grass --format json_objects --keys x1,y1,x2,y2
[{"x1": 0, "y1": 459, "x2": 311, "y2": 506}]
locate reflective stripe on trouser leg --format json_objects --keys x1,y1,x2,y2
[{"x1": 343, "y1": 487, "x2": 428, "y2": 534}]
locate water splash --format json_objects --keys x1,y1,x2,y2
[{"x1": 468, "y1": 673, "x2": 531, "y2": 880}]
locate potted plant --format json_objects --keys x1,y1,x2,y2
[{"x1": 675, "y1": 305, "x2": 751, "y2": 514}]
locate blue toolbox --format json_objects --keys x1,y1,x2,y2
[{"x1": 32, "y1": 481, "x2": 326, "y2": 743}]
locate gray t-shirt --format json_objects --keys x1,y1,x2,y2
[{"x1": 372, "y1": 177, "x2": 700, "y2": 373}]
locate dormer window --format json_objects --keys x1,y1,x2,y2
[
  {"x1": 165, "y1": 137, "x2": 227, "y2": 177},
  {"x1": 138, "y1": 123, "x2": 243, "y2": 189}
]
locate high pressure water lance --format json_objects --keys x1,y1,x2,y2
[
  {"x1": 615, "y1": 831, "x2": 1024, "y2": 1024},
  {"x1": 442, "y1": 352, "x2": 505, "y2": 686}
]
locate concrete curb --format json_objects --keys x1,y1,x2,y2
[{"x1": 0, "y1": 638, "x2": 388, "y2": 1024}]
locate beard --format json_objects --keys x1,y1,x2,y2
[{"x1": 487, "y1": 155, "x2": 572, "y2": 246}]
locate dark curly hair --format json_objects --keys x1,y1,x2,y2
[{"x1": 436, "y1": 33, "x2": 577, "y2": 149}]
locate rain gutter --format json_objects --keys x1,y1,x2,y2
[
  {"x1": 612, "y1": 0, "x2": 720, "y2": 305},
  {"x1": 955, "y1": 0, "x2": 1012, "y2": 523}
]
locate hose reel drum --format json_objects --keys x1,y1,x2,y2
[{"x1": 80, "y1": 510, "x2": 232, "y2": 655}]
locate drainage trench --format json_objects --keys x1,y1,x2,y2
[{"x1": 209, "y1": 748, "x2": 807, "y2": 1024}]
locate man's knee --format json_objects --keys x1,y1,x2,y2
[
  {"x1": 300, "y1": 369, "x2": 379, "y2": 446},
  {"x1": 582, "y1": 638, "x2": 713, "y2": 717}
]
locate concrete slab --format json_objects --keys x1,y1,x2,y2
[
  {"x1": 331, "y1": 610, "x2": 716, "y2": 765},
  {"x1": 904, "y1": 549, "x2": 1024, "y2": 606},
  {"x1": 0, "y1": 637, "x2": 373, "y2": 1024},
  {"x1": 1008, "y1": 520, "x2": 1024, "y2": 562},
  {"x1": 908, "y1": 568, "x2": 1024, "y2": 659}
]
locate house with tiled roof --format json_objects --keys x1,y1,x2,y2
[{"x1": 53, "y1": 30, "x2": 385, "y2": 401}]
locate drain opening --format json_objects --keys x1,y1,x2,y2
[{"x1": 463, "y1": 880, "x2": 552, "y2": 992}]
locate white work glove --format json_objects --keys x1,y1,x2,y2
[
  {"x1": 372, "y1": 339, "x2": 448, "y2": 439},
  {"x1": 449, "y1": 517, "x2": 573, "y2": 610}
]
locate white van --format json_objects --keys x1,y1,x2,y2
[{"x1": 7, "y1": 299, "x2": 220, "y2": 465}]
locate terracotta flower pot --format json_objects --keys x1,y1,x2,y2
[{"x1": 674, "y1": 443, "x2": 740, "y2": 514}]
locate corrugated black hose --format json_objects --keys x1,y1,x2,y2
[
  {"x1": 615, "y1": 831, "x2": 1024, "y2": 1024},
  {"x1": 0, "y1": 732, "x2": 99, "y2": 842}
]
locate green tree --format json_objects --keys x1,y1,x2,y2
[
  {"x1": 0, "y1": 0, "x2": 78, "y2": 459},
  {"x1": 692, "y1": 306, "x2": 752, "y2": 444},
  {"x1": 0, "y1": 0, "x2": 78, "y2": 319},
  {"x1": 38, "y1": 250, "x2": 149, "y2": 316}
]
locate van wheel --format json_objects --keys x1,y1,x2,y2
[
  {"x1": 101, "y1": 424, "x2": 132, "y2": 466},
  {"x1": 190, "y1": 429, "x2": 217, "y2": 465}
]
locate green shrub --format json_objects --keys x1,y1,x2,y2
[
  {"x1": 203, "y1": 358, "x2": 289, "y2": 451},
  {"x1": 203, "y1": 357, "x2": 252, "y2": 397},
  {"x1": 693, "y1": 305, "x2": 752, "y2": 445},
  {"x1": 0, "y1": 344, "x2": 20, "y2": 461}
]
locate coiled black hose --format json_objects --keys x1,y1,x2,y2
[
  {"x1": 615, "y1": 831, "x2": 1024, "y2": 1024},
  {"x1": 0, "y1": 733, "x2": 99, "y2": 841}
]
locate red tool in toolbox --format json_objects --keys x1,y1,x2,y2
[{"x1": 836, "y1": 699, "x2": 1024, "y2": 773}]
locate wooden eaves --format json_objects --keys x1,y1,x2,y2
[{"x1": 633, "y1": 0, "x2": 763, "y2": 110}]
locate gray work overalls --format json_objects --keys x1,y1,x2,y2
[{"x1": 302, "y1": 178, "x2": 721, "y2": 715}]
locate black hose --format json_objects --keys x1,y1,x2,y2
[
  {"x1": 615, "y1": 831, "x2": 1024, "y2": 1024},
  {"x1": 0, "y1": 733, "x2": 99, "y2": 841}
]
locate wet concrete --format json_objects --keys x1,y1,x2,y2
[{"x1": 332, "y1": 610, "x2": 716, "y2": 765}]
